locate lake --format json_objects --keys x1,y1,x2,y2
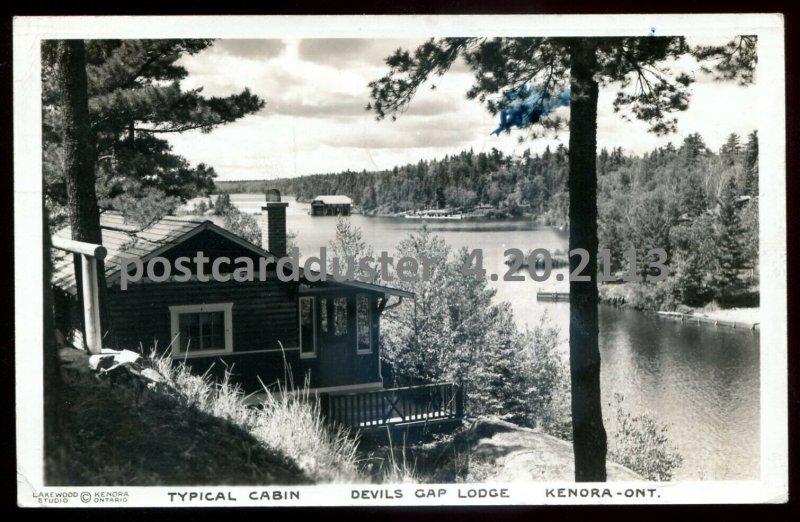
[{"x1": 231, "y1": 193, "x2": 760, "y2": 480}]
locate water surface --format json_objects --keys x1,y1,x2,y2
[{"x1": 232, "y1": 193, "x2": 760, "y2": 480}]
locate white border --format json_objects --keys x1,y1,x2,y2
[
  {"x1": 14, "y1": 13, "x2": 787, "y2": 507},
  {"x1": 356, "y1": 294, "x2": 373, "y2": 355},
  {"x1": 298, "y1": 296, "x2": 318, "y2": 358}
]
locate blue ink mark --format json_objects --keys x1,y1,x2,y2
[
  {"x1": 490, "y1": 86, "x2": 570, "y2": 136},
  {"x1": 649, "y1": 27, "x2": 656, "y2": 36}
]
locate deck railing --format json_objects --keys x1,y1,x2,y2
[{"x1": 319, "y1": 382, "x2": 463, "y2": 432}]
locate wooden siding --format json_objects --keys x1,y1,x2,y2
[
  {"x1": 107, "y1": 278, "x2": 297, "y2": 351},
  {"x1": 106, "y1": 280, "x2": 384, "y2": 392},
  {"x1": 59, "y1": 226, "x2": 386, "y2": 393}
]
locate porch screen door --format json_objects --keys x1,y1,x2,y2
[{"x1": 317, "y1": 296, "x2": 352, "y2": 387}]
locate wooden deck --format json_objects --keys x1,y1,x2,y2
[{"x1": 319, "y1": 382, "x2": 464, "y2": 433}]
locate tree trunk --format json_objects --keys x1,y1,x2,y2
[
  {"x1": 42, "y1": 206, "x2": 63, "y2": 483},
  {"x1": 55, "y1": 40, "x2": 109, "y2": 349},
  {"x1": 567, "y1": 38, "x2": 607, "y2": 481}
]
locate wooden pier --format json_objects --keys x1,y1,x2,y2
[
  {"x1": 536, "y1": 291, "x2": 570, "y2": 302},
  {"x1": 655, "y1": 311, "x2": 759, "y2": 330}
]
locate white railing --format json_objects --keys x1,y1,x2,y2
[{"x1": 51, "y1": 236, "x2": 107, "y2": 354}]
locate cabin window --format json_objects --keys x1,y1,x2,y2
[
  {"x1": 169, "y1": 303, "x2": 233, "y2": 358},
  {"x1": 356, "y1": 294, "x2": 372, "y2": 354},
  {"x1": 320, "y1": 298, "x2": 328, "y2": 333},
  {"x1": 299, "y1": 296, "x2": 317, "y2": 358},
  {"x1": 333, "y1": 297, "x2": 348, "y2": 336}
]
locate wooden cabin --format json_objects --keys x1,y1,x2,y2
[
  {"x1": 310, "y1": 195, "x2": 352, "y2": 216},
  {"x1": 51, "y1": 202, "x2": 463, "y2": 433}
]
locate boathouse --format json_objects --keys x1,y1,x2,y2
[
  {"x1": 310, "y1": 195, "x2": 352, "y2": 216},
  {"x1": 51, "y1": 200, "x2": 463, "y2": 433}
]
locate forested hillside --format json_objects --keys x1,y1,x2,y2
[
  {"x1": 596, "y1": 131, "x2": 759, "y2": 308},
  {"x1": 218, "y1": 131, "x2": 759, "y2": 309},
  {"x1": 218, "y1": 145, "x2": 571, "y2": 223}
]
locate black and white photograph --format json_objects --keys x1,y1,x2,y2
[{"x1": 14, "y1": 14, "x2": 787, "y2": 507}]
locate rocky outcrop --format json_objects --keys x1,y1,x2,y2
[{"x1": 464, "y1": 416, "x2": 642, "y2": 482}]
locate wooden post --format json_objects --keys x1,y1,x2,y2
[
  {"x1": 455, "y1": 384, "x2": 464, "y2": 418},
  {"x1": 51, "y1": 236, "x2": 106, "y2": 354},
  {"x1": 81, "y1": 254, "x2": 103, "y2": 354}
]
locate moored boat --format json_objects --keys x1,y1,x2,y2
[{"x1": 404, "y1": 209, "x2": 463, "y2": 220}]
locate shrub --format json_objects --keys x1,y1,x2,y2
[
  {"x1": 606, "y1": 394, "x2": 683, "y2": 481},
  {"x1": 213, "y1": 193, "x2": 263, "y2": 246}
]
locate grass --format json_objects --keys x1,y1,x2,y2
[
  {"x1": 47, "y1": 344, "x2": 431, "y2": 486},
  {"x1": 48, "y1": 346, "x2": 663, "y2": 485},
  {"x1": 49, "y1": 353, "x2": 305, "y2": 485},
  {"x1": 358, "y1": 437, "x2": 418, "y2": 484},
  {"x1": 356, "y1": 430, "x2": 475, "y2": 484},
  {"x1": 47, "y1": 346, "x2": 362, "y2": 485},
  {"x1": 149, "y1": 350, "x2": 362, "y2": 483}
]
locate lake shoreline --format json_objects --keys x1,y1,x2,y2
[
  {"x1": 225, "y1": 192, "x2": 760, "y2": 480},
  {"x1": 655, "y1": 307, "x2": 760, "y2": 330}
]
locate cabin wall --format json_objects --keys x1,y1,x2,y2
[
  {"x1": 106, "y1": 278, "x2": 298, "y2": 390},
  {"x1": 106, "y1": 285, "x2": 383, "y2": 393},
  {"x1": 61, "y1": 227, "x2": 384, "y2": 393}
]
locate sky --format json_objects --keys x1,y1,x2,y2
[{"x1": 166, "y1": 38, "x2": 758, "y2": 182}]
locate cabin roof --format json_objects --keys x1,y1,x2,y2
[
  {"x1": 51, "y1": 210, "x2": 412, "y2": 299},
  {"x1": 311, "y1": 195, "x2": 352, "y2": 205}
]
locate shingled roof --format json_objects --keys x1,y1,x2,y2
[
  {"x1": 51, "y1": 210, "x2": 413, "y2": 299},
  {"x1": 51, "y1": 211, "x2": 214, "y2": 295}
]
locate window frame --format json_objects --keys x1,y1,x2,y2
[
  {"x1": 332, "y1": 296, "x2": 349, "y2": 337},
  {"x1": 169, "y1": 302, "x2": 234, "y2": 359},
  {"x1": 356, "y1": 294, "x2": 373, "y2": 355},
  {"x1": 298, "y1": 296, "x2": 318, "y2": 359}
]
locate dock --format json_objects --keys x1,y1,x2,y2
[
  {"x1": 536, "y1": 291, "x2": 569, "y2": 302},
  {"x1": 655, "y1": 311, "x2": 759, "y2": 330}
]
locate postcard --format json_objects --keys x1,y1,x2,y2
[{"x1": 14, "y1": 13, "x2": 787, "y2": 506}]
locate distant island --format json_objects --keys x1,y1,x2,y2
[{"x1": 215, "y1": 147, "x2": 571, "y2": 225}]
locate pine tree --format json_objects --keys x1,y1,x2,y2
[
  {"x1": 42, "y1": 40, "x2": 264, "y2": 228},
  {"x1": 367, "y1": 35, "x2": 756, "y2": 481},
  {"x1": 380, "y1": 227, "x2": 453, "y2": 385},
  {"x1": 715, "y1": 178, "x2": 745, "y2": 292},
  {"x1": 720, "y1": 133, "x2": 742, "y2": 166},
  {"x1": 328, "y1": 217, "x2": 377, "y2": 282},
  {"x1": 48, "y1": 39, "x2": 110, "y2": 347},
  {"x1": 743, "y1": 130, "x2": 759, "y2": 196}
]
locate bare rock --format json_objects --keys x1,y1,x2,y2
[{"x1": 466, "y1": 416, "x2": 642, "y2": 482}]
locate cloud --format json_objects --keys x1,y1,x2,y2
[
  {"x1": 267, "y1": 95, "x2": 367, "y2": 118},
  {"x1": 298, "y1": 38, "x2": 423, "y2": 67},
  {"x1": 320, "y1": 129, "x2": 475, "y2": 150},
  {"x1": 298, "y1": 39, "x2": 371, "y2": 65},
  {"x1": 212, "y1": 39, "x2": 286, "y2": 60},
  {"x1": 168, "y1": 36, "x2": 758, "y2": 180},
  {"x1": 263, "y1": 90, "x2": 461, "y2": 120},
  {"x1": 318, "y1": 115, "x2": 483, "y2": 150}
]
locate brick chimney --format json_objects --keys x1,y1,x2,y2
[{"x1": 262, "y1": 190, "x2": 288, "y2": 257}]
